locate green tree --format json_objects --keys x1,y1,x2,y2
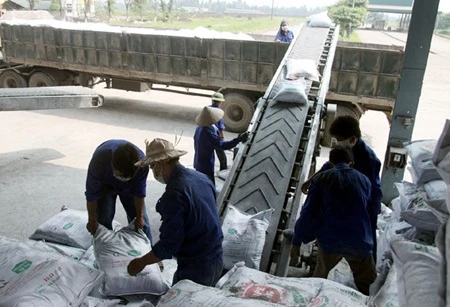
[
  {"x1": 436, "y1": 12, "x2": 450, "y2": 30},
  {"x1": 27, "y1": 0, "x2": 39, "y2": 10},
  {"x1": 83, "y1": 0, "x2": 94, "y2": 21},
  {"x1": 106, "y1": 0, "x2": 116, "y2": 21},
  {"x1": 158, "y1": 0, "x2": 174, "y2": 22},
  {"x1": 329, "y1": 0, "x2": 368, "y2": 37},
  {"x1": 132, "y1": 0, "x2": 149, "y2": 21},
  {"x1": 124, "y1": 0, "x2": 133, "y2": 21}
]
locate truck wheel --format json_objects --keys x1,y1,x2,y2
[
  {"x1": 0, "y1": 70, "x2": 27, "y2": 88},
  {"x1": 28, "y1": 72, "x2": 55, "y2": 87},
  {"x1": 222, "y1": 92, "x2": 255, "y2": 133}
]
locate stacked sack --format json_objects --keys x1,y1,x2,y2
[
  {"x1": 370, "y1": 122, "x2": 450, "y2": 307},
  {"x1": 1, "y1": 206, "x2": 168, "y2": 306}
]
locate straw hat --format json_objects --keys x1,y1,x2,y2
[
  {"x1": 195, "y1": 106, "x2": 224, "y2": 126},
  {"x1": 212, "y1": 92, "x2": 225, "y2": 102},
  {"x1": 135, "y1": 138, "x2": 187, "y2": 167}
]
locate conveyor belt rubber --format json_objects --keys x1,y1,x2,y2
[{"x1": 218, "y1": 25, "x2": 333, "y2": 273}]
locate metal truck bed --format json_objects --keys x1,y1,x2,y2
[
  {"x1": 217, "y1": 24, "x2": 340, "y2": 275},
  {"x1": 0, "y1": 86, "x2": 102, "y2": 111}
]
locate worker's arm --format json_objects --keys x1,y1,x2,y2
[
  {"x1": 301, "y1": 161, "x2": 331, "y2": 194},
  {"x1": 127, "y1": 250, "x2": 162, "y2": 276},
  {"x1": 86, "y1": 200, "x2": 98, "y2": 235},
  {"x1": 134, "y1": 196, "x2": 145, "y2": 230}
]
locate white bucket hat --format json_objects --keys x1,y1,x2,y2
[
  {"x1": 195, "y1": 106, "x2": 224, "y2": 126},
  {"x1": 135, "y1": 138, "x2": 187, "y2": 167}
]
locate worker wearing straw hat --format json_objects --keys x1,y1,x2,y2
[
  {"x1": 128, "y1": 138, "x2": 224, "y2": 287},
  {"x1": 194, "y1": 106, "x2": 249, "y2": 185},
  {"x1": 210, "y1": 92, "x2": 228, "y2": 171}
]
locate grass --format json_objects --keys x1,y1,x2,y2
[
  {"x1": 436, "y1": 29, "x2": 450, "y2": 37},
  {"x1": 108, "y1": 15, "x2": 306, "y2": 34},
  {"x1": 339, "y1": 31, "x2": 361, "y2": 43}
]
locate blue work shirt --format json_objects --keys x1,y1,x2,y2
[
  {"x1": 85, "y1": 140, "x2": 149, "y2": 202},
  {"x1": 210, "y1": 104, "x2": 225, "y2": 132},
  {"x1": 293, "y1": 163, "x2": 373, "y2": 257},
  {"x1": 275, "y1": 30, "x2": 294, "y2": 43},
  {"x1": 193, "y1": 125, "x2": 239, "y2": 174},
  {"x1": 320, "y1": 139, "x2": 382, "y2": 214},
  {"x1": 151, "y1": 164, "x2": 223, "y2": 266}
]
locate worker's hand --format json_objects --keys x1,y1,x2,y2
[
  {"x1": 290, "y1": 245, "x2": 300, "y2": 260},
  {"x1": 86, "y1": 220, "x2": 98, "y2": 235},
  {"x1": 237, "y1": 132, "x2": 250, "y2": 143},
  {"x1": 301, "y1": 180, "x2": 311, "y2": 195},
  {"x1": 135, "y1": 215, "x2": 145, "y2": 231},
  {"x1": 127, "y1": 257, "x2": 146, "y2": 276}
]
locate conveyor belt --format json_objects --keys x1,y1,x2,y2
[{"x1": 217, "y1": 24, "x2": 339, "y2": 274}]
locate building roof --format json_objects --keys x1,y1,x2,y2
[
  {"x1": 2, "y1": 0, "x2": 51, "y2": 10},
  {"x1": 368, "y1": 0, "x2": 413, "y2": 14}
]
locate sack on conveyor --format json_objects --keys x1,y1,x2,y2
[
  {"x1": 395, "y1": 181, "x2": 442, "y2": 231},
  {"x1": 216, "y1": 264, "x2": 368, "y2": 306},
  {"x1": 307, "y1": 12, "x2": 333, "y2": 28},
  {"x1": 272, "y1": 78, "x2": 308, "y2": 104},
  {"x1": 30, "y1": 207, "x2": 120, "y2": 250},
  {"x1": 221, "y1": 205, "x2": 274, "y2": 270},
  {"x1": 0, "y1": 236, "x2": 103, "y2": 307},
  {"x1": 80, "y1": 296, "x2": 121, "y2": 307},
  {"x1": 390, "y1": 236, "x2": 444, "y2": 307},
  {"x1": 93, "y1": 221, "x2": 169, "y2": 296},
  {"x1": 284, "y1": 59, "x2": 321, "y2": 82},
  {"x1": 405, "y1": 139, "x2": 441, "y2": 185}
]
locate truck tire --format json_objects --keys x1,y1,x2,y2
[
  {"x1": 0, "y1": 70, "x2": 27, "y2": 88},
  {"x1": 222, "y1": 92, "x2": 255, "y2": 133},
  {"x1": 28, "y1": 72, "x2": 56, "y2": 87}
]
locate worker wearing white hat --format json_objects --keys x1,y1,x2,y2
[
  {"x1": 128, "y1": 138, "x2": 224, "y2": 287},
  {"x1": 193, "y1": 106, "x2": 249, "y2": 185}
]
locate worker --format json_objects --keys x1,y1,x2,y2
[
  {"x1": 302, "y1": 115, "x2": 382, "y2": 261},
  {"x1": 127, "y1": 138, "x2": 224, "y2": 287},
  {"x1": 210, "y1": 92, "x2": 228, "y2": 171},
  {"x1": 291, "y1": 146, "x2": 376, "y2": 295},
  {"x1": 85, "y1": 140, "x2": 152, "y2": 243},
  {"x1": 193, "y1": 106, "x2": 249, "y2": 185},
  {"x1": 275, "y1": 19, "x2": 294, "y2": 43}
]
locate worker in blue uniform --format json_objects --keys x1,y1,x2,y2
[
  {"x1": 275, "y1": 19, "x2": 294, "y2": 43},
  {"x1": 291, "y1": 146, "x2": 376, "y2": 295},
  {"x1": 302, "y1": 115, "x2": 382, "y2": 261},
  {"x1": 193, "y1": 106, "x2": 249, "y2": 185},
  {"x1": 127, "y1": 138, "x2": 224, "y2": 287},
  {"x1": 210, "y1": 92, "x2": 228, "y2": 171},
  {"x1": 85, "y1": 139, "x2": 152, "y2": 243}
]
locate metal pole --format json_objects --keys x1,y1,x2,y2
[
  {"x1": 380, "y1": 0, "x2": 440, "y2": 204},
  {"x1": 271, "y1": 0, "x2": 274, "y2": 20}
]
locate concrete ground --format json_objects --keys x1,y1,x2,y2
[{"x1": 1, "y1": 29, "x2": 449, "y2": 244}]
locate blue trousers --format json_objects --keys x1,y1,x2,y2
[
  {"x1": 96, "y1": 191, "x2": 152, "y2": 244},
  {"x1": 173, "y1": 254, "x2": 223, "y2": 287}
]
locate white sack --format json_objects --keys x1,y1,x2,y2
[
  {"x1": 221, "y1": 205, "x2": 274, "y2": 270},
  {"x1": 93, "y1": 223, "x2": 169, "y2": 296},
  {"x1": 389, "y1": 197, "x2": 403, "y2": 222},
  {"x1": 81, "y1": 296, "x2": 121, "y2": 307},
  {"x1": 30, "y1": 208, "x2": 120, "y2": 250},
  {"x1": 0, "y1": 236, "x2": 103, "y2": 307},
  {"x1": 432, "y1": 119, "x2": 450, "y2": 213},
  {"x1": 308, "y1": 12, "x2": 333, "y2": 28},
  {"x1": 390, "y1": 236, "x2": 444, "y2": 307},
  {"x1": 424, "y1": 180, "x2": 448, "y2": 214},
  {"x1": 405, "y1": 139, "x2": 441, "y2": 185},
  {"x1": 435, "y1": 221, "x2": 447, "y2": 305},
  {"x1": 368, "y1": 262, "x2": 399, "y2": 307},
  {"x1": 272, "y1": 79, "x2": 308, "y2": 104},
  {"x1": 160, "y1": 259, "x2": 178, "y2": 286},
  {"x1": 395, "y1": 181, "x2": 441, "y2": 231},
  {"x1": 216, "y1": 264, "x2": 368, "y2": 306},
  {"x1": 285, "y1": 59, "x2": 320, "y2": 82}
]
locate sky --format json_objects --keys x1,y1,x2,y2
[{"x1": 241, "y1": 0, "x2": 450, "y2": 12}]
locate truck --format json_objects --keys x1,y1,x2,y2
[{"x1": 0, "y1": 20, "x2": 403, "y2": 133}]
